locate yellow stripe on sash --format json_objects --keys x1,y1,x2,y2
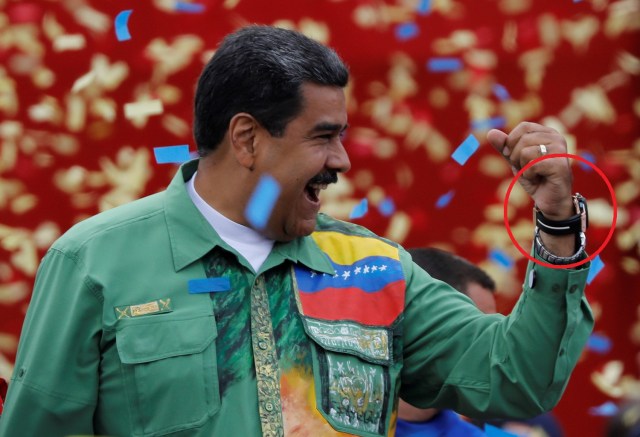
[{"x1": 311, "y1": 231, "x2": 400, "y2": 265}]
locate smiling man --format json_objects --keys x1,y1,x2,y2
[{"x1": 0, "y1": 26, "x2": 593, "y2": 437}]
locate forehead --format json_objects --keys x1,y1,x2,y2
[{"x1": 293, "y1": 83, "x2": 347, "y2": 129}]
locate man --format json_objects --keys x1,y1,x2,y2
[
  {"x1": 397, "y1": 247, "x2": 497, "y2": 437},
  {"x1": 0, "y1": 26, "x2": 592, "y2": 436}
]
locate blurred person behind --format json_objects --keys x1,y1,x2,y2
[{"x1": 397, "y1": 248, "x2": 564, "y2": 437}]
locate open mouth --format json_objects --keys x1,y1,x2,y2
[{"x1": 304, "y1": 182, "x2": 327, "y2": 203}]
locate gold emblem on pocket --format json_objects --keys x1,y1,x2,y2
[{"x1": 114, "y1": 298, "x2": 172, "y2": 319}]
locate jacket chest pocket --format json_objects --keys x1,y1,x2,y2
[
  {"x1": 303, "y1": 317, "x2": 399, "y2": 437},
  {"x1": 116, "y1": 314, "x2": 220, "y2": 436}
]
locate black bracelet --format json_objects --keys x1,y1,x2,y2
[{"x1": 535, "y1": 193, "x2": 589, "y2": 236}]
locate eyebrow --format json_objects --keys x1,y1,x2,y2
[{"x1": 309, "y1": 122, "x2": 349, "y2": 134}]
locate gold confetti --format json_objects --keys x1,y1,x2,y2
[
  {"x1": 384, "y1": 211, "x2": 411, "y2": 244},
  {"x1": 373, "y1": 138, "x2": 398, "y2": 159},
  {"x1": 561, "y1": 16, "x2": 600, "y2": 54},
  {"x1": 71, "y1": 71, "x2": 96, "y2": 93},
  {"x1": 538, "y1": 14, "x2": 561, "y2": 48},
  {"x1": 28, "y1": 96, "x2": 64, "y2": 125},
  {"x1": 498, "y1": 0, "x2": 532, "y2": 15},
  {"x1": 571, "y1": 85, "x2": 617, "y2": 124},
  {"x1": 32, "y1": 222, "x2": 61, "y2": 249},
  {"x1": 433, "y1": 30, "x2": 477, "y2": 55},
  {"x1": 52, "y1": 34, "x2": 86, "y2": 52},
  {"x1": 621, "y1": 257, "x2": 640, "y2": 275},
  {"x1": 10, "y1": 194, "x2": 38, "y2": 214},
  {"x1": 502, "y1": 20, "x2": 518, "y2": 52},
  {"x1": 31, "y1": 66, "x2": 55, "y2": 89},
  {"x1": 42, "y1": 13, "x2": 66, "y2": 41},
  {"x1": 0, "y1": 282, "x2": 29, "y2": 305},
  {"x1": 615, "y1": 180, "x2": 640, "y2": 206},
  {"x1": 68, "y1": 1, "x2": 111, "y2": 33},
  {"x1": 162, "y1": 114, "x2": 190, "y2": 137},
  {"x1": 518, "y1": 48, "x2": 553, "y2": 91},
  {"x1": 65, "y1": 93, "x2": 86, "y2": 132},
  {"x1": 298, "y1": 18, "x2": 330, "y2": 45},
  {"x1": 428, "y1": 87, "x2": 450, "y2": 108},
  {"x1": 124, "y1": 99, "x2": 164, "y2": 120},
  {"x1": 592, "y1": 360, "x2": 626, "y2": 398},
  {"x1": 479, "y1": 155, "x2": 511, "y2": 178},
  {"x1": 605, "y1": 0, "x2": 640, "y2": 38}
]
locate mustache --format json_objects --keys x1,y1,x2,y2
[{"x1": 308, "y1": 171, "x2": 338, "y2": 185}]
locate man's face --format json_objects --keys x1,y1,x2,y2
[
  {"x1": 465, "y1": 282, "x2": 497, "y2": 314},
  {"x1": 253, "y1": 83, "x2": 351, "y2": 241}
]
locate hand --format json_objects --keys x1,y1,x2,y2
[
  {"x1": 487, "y1": 122, "x2": 574, "y2": 221},
  {"x1": 487, "y1": 122, "x2": 576, "y2": 257}
]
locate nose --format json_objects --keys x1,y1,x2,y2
[{"x1": 328, "y1": 138, "x2": 351, "y2": 173}]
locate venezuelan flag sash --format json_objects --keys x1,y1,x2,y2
[{"x1": 294, "y1": 231, "x2": 406, "y2": 327}]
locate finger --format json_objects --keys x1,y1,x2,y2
[
  {"x1": 486, "y1": 128, "x2": 508, "y2": 155},
  {"x1": 502, "y1": 122, "x2": 559, "y2": 158},
  {"x1": 510, "y1": 132, "x2": 564, "y2": 170}
]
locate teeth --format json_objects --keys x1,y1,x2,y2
[{"x1": 309, "y1": 183, "x2": 328, "y2": 191}]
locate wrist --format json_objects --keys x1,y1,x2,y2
[{"x1": 535, "y1": 193, "x2": 588, "y2": 236}]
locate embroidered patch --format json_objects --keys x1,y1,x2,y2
[
  {"x1": 304, "y1": 318, "x2": 391, "y2": 365},
  {"x1": 320, "y1": 351, "x2": 388, "y2": 435},
  {"x1": 114, "y1": 299, "x2": 173, "y2": 319}
]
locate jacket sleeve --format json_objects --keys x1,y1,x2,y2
[
  {"x1": 0, "y1": 249, "x2": 102, "y2": 436},
  {"x1": 399, "y1": 248, "x2": 594, "y2": 419}
]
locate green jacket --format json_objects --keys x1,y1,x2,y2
[{"x1": 0, "y1": 160, "x2": 593, "y2": 437}]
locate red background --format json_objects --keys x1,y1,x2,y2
[{"x1": 0, "y1": 0, "x2": 638, "y2": 435}]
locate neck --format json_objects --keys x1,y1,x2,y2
[{"x1": 194, "y1": 153, "x2": 254, "y2": 226}]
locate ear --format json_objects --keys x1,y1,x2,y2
[{"x1": 229, "y1": 113, "x2": 259, "y2": 170}]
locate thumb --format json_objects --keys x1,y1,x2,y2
[{"x1": 486, "y1": 128, "x2": 508, "y2": 153}]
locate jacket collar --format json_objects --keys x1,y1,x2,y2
[{"x1": 165, "y1": 160, "x2": 334, "y2": 276}]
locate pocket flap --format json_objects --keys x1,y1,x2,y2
[
  {"x1": 301, "y1": 316, "x2": 393, "y2": 366},
  {"x1": 116, "y1": 315, "x2": 217, "y2": 364}
]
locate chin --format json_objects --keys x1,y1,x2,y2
[{"x1": 284, "y1": 219, "x2": 317, "y2": 241}]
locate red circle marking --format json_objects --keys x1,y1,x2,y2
[{"x1": 503, "y1": 153, "x2": 617, "y2": 269}]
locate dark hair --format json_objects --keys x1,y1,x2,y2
[
  {"x1": 408, "y1": 247, "x2": 496, "y2": 295},
  {"x1": 193, "y1": 25, "x2": 349, "y2": 156}
]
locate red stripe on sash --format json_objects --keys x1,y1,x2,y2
[{"x1": 298, "y1": 280, "x2": 405, "y2": 326}]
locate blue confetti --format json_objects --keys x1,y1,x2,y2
[
  {"x1": 245, "y1": 175, "x2": 281, "y2": 230},
  {"x1": 435, "y1": 190, "x2": 455, "y2": 209},
  {"x1": 489, "y1": 249, "x2": 514, "y2": 269},
  {"x1": 175, "y1": 1, "x2": 205, "y2": 13},
  {"x1": 153, "y1": 145, "x2": 191, "y2": 164},
  {"x1": 471, "y1": 116, "x2": 507, "y2": 130},
  {"x1": 114, "y1": 10, "x2": 133, "y2": 42},
  {"x1": 427, "y1": 57, "x2": 463, "y2": 72},
  {"x1": 485, "y1": 424, "x2": 519, "y2": 437},
  {"x1": 349, "y1": 198, "x2": 369, "y2": 220},
  {"x1": 188, "y1": 277, "x2": 231, "y2": 294},
  {"x1": 587, "y1": 255, "x2": 605, "y2": 285},
  {"x1": 492, "y1": 84, "x2": 511, "y2": 101},
  {"x1": 417, "y1": 0, "x2": 432, "y2": 14},
  {"x1": 395, "y1": 23, "x2": 419, "y2": 41},
  {"x1": 451, "y1": 134, "x2": 480, "y2": 165},
  {"x1": 378, "y1": 197, "x2": 396, "y2": 217},
  {"x1": 587, "y1": 333, "x2": 612, "y2": 354},
  {"x1": 579, "y1": 151, "x2": 596, "y2": 172},
  {"x1": 589, "y1": 401, "x2": 619, "y2": 417}
]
